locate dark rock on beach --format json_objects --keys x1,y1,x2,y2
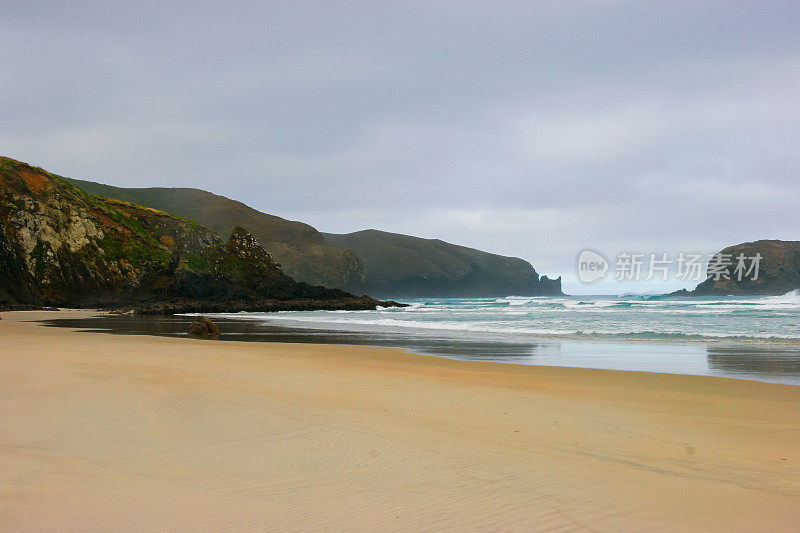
[{"x1": 188, "y1": 317, "x2": 220, "y2": 339}]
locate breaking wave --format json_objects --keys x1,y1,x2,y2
[{"x1": 207, "y1": 290, "x2": 800, "y2": 343}]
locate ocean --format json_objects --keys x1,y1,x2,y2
[{"x1": 47, "y1": 290, "x2": 800, "y2": 386}]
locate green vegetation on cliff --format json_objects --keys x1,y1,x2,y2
[
  {"x1": 0, "y1": 157, "x2": 397, "y2": 312},
  {"x1": 67, "y1": 178, "x2": 561, "y2": 297},
  {"x1": 67, "y1": 179, "x2": 367, "y2": 291},
  {"x1": 322, "y1": 229, "x2": 562, "y2": 297}
]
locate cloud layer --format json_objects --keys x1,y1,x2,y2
[{"x1": 3, "y1": 1, "x2": 799, "y2": 293}]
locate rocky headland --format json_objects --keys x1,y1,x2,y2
[
  {"x1": 0, "y1": 157, "x2": 402, "y2": 313},
  {"x1": 676, "y1": 240, "x2": 800, "y2": 296}
]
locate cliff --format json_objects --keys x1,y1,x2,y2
[
  {"x1": 67, "y1": 179, "x2": 367, "y2": 291},
  {"x1": 0, "y1": 157, "x2": 398, "y2": 312},
  {"x1": 65, "y1": 171, "x2": 560, "y2": 298},
  {"x1": 322, "y1": 229, "x2": 562, "y2": 298},
  {"x1": 690, "y1": 240, "x2": 800, "y2": 295}
]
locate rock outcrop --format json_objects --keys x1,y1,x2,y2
[
  {"x1": 0, "y1": 157, "x2": 402, "y2": 312},
  {"x1": 689, "y1": 240, "x2": 800, "y2": 295},
  {"x1": 188, "y1": 317, "x2": 221, "y2": 339}
]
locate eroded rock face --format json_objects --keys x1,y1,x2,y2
[
  {"x1": 0, "y1": 156, "x2": 405, "y2": 312},
  {"x1": 1, "y1": 156, "x2": 223, "y2": 306},
  {"x1": 188, "y1": 317, "x2": 220, "y2": 339},
  {"x1": 689, "y1": 240, "x2": 800, "y2": 295}
]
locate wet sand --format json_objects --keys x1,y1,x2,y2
[
  {"x1": 2, "y1": 310, "x2": 799, "y2": 531},
  {"x1": 40, "y1": 313, "x2": 800, "y2": 385}
]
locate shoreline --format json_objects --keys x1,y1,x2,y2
[
  {"x1": 3, "y1": 310, "x2": 800, "y2": 530},
  {"x1": 195, "y1": 310, "x2": 800, "y2": 346},
  {"x1": 38, "y1": 309, "x2": 800, "y2": 386}
]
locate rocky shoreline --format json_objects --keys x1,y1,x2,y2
[{"x1": 114, "y1": 296, "x2": 404, "y2": 315}]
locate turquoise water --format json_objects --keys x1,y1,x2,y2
[
  {"x1": 200, "y1": 291, "x2": 800, "y2": 385},
  {"x1": 44, "y1": 292, "x2": 800, "y2": 385},
  {"x1": 215, "y1": 291, "x2": 800, "y2": 343}
]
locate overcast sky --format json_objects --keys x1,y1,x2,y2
[{"x1": 2, "y1": 1, "x2": 799, "y2": 293}]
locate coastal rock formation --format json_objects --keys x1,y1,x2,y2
[
  {"x1": 689, "y1": 240, "x2": 800, "y2": 295},
  {"x1": 188, "y1": 317, "x2": 221, "y2": 339},
  {"x1": 0, "y1": 157, "x2": 401, "y2": 312},
  {"x1": 67, "y1": 178, "x2": 561, "y2": 297},
  {"x1": 68, "y1": 178, "x2": 367, "y2": 291},
  {"x1": 322, "y1": 229, "x2": 562, "y2": 297}
]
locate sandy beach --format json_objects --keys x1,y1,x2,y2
[{"x1": 2, "y1": 311, "x2": 799, "y2": 531}]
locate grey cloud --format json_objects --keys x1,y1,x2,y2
[{"x1": 2, "y1": 1, "x2": 799, "y2": 293}]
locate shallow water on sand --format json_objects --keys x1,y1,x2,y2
[{"x1": 43, "y1": 293, "x2": 800, "y2": 386}]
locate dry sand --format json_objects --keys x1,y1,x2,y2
[{"x1": 1, "y1": 310, "x2": 799, "y2": 531}]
